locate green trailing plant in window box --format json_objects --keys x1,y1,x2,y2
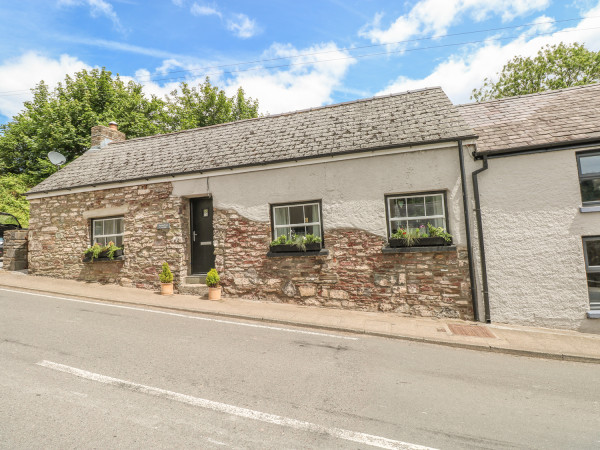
[
  {"x1": 389, "y1": 223, "x2": 452, "y2": 247},
  {"x1": 269, "y1": 233, "x2": 322, "y2": 252},
  {"x1": 83, "y1": 241, "x2": 123, "y2": 261}
]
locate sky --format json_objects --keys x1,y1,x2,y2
[{"x1": 1, "y1": 0, "x2": 600, "y2": 125}]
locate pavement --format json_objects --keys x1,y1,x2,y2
[{"x1": 1, "y1": 270, "x2": 600, "y2": 364}]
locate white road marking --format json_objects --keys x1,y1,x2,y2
[
  {"x1": 0, "y1": 287, "x2": 357, "y2": 340},
  {"x1": 38, "y1": 360, "x2": 435, "y2": 450}
]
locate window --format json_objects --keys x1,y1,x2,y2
[
  {"x1": 577, "y1": 152, "x2": 600, "y2": 205},
  {"x1": 92, "y1": 217, "x2": 124, "y2": 247},
  {"x1": 271, "y1": 201, "x2": 322, "y2": 240},
  {"x1": 386, "y1": 192, "x2": 447, "y2": 236},
  {"x1": 583, "y1": 237, "x2": 600, "y2": 311}
]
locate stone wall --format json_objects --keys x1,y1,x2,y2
[
  {"x1": 28, "y1": 183, "x2": 187, "y2": 289},
  {"x1": 214, "y1": 208, "x2": 473, "y2": 319},
  {"x1": 2, "y1": 229, "x2": 28, "y2": 271}
]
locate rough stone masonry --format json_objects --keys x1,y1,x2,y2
[{"x1": 27, "y1": 183, "x2": 472, "y2": 320}]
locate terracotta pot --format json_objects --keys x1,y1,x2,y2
[
  {"x1": 161, "y1": 282, "x2": 174, "y2": 295},
  {"x1": 208, "y1": 286, "x2": 222, "y2": 300}
]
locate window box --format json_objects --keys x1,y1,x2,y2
[
  {"x1": 82, "y1": 251, "x2": 124, "y2": 262},
  {"x1": 269, "y1": 242, "x2": 322, "y2": 253},
  {"x1": 388, "y1": 236, "x2": 450, "y2": 248}
]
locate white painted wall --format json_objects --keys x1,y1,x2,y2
[
  {"x1": 477, "y1": 147, "x2": 600, "y2": 332},
  {"x1": 172, "y1": 144, "x2": 469, "y2": 244}
]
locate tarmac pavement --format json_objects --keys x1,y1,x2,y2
[{"x1": 1, "y1": 270, "x2": 599, "y2": 364}]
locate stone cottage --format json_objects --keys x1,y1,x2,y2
[{"x1": 25, "y1": 88, "x2": 480, "y2": 320}]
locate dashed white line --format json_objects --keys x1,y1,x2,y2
[
  {"x1": 38, "y1": 360, "x2": 435, "y2": 450},
  {"x1": 0, "y1": 287, "x2": 357, "y2": 340}
]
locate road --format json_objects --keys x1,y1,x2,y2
[{"x1": 1, "y1": 288, "x2": 599, "y2": 449}]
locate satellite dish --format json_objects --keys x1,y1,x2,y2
[{"x1": 48, "y1": 151, "x2": 67, "y2": 169}]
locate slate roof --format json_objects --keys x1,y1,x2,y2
[
  {"x1": 28, "y1": 87, "x2": 475, "y2": 194},
  {"x1": 458, "y1": 83, "x2": 600, "y2": 155}
]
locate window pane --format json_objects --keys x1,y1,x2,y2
[
  {"x1": 580, "y1": 155, "x2": 600, "y2": 175},
  {"x1": 587, "y1": 272, "x2": 600, "y2": 310},
  {"x1": 390, "y1": 198, "x2": 406, "y2": 218},
  {"x1": 581, "y1": 178, "x2": 600, "y2": 203},
  {"x1": 425, "y1": 195, "x2": 443, "y2": 216},
  {"x1": 275, "y1": 227, "x2": 290, "y2": 239},
  {"x1": 586, "y1": 239, "x2": 600, "y2": 267},
  {"x1": 104, "y1": 219, "x2": 115, "y2": 236},
  {"x1": 407, "y1": 219, "x2": 428, "y2": 230},
  {"x1": 114, "y1": 235, "x2": 123, "y2": 247},
  {"x1": 289, "y1": 205, "x2": 304, "y2": 225},
  {"x1": 390, "y1": 220, "x2": 405, "y2": 234},
  {"x1": 274, "y1": 207, "x2": 289, "y2": 226},
  {"x1": 306, "y1": 225, "x2": 321, "y2": 237},
  {"x1": 94, "y1": 221, "x2": 102, "y2": 237},
  {"x1": 407, "y1": 197, "x2": 425, "y2": 217},
  {"x1": 428, "y1": 218, "x2": 445, "y2": 229},
  {"x1": 304, "y1": 204, "x2": 318, "y2": 223},
  {"x1": 115, "y1": 218, "x2": 123, "y2": 234},
  {"x1": 291, "y1": 225, "x2": 306, "y2": 236}
]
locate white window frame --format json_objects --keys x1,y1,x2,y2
[
  {"x1": 386, "y1": 192, "x2": 447, "y2": 237},
  {"x1": 271, "y1": 201, "x2": 322, "y2": 240},
  {"x1": 577, "y1": 151, "x2": 600, "y2": 205},
  {"x1": 583, "y1": 236, "x2": 600, "y2": 311},
  {"x1": 91, "y1": 216, "x2": 124, "y2": 246}
]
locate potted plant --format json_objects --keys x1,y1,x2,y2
[
  {"x1": 206, "y1": 268, "x2": 222, "y2": 300},
  {"x1": 389, "y1": 223, "x2": 452, "y2": 248},
  {"x1": 269, "y1": 233, "x2": 322, "y2": 253},
  {"x1": 83, "y1": 241, "x2": 123, "y2": 261},
  {"x1": 159, "y1": 262, "x2": 174, "y2": 295}
]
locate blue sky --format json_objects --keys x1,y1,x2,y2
[{"x1": 1, "y1": 0, "x2": 600, "y2": 124}]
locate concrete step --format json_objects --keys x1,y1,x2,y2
[
  {"x1": 178, "y1": 282, "x2": 209, "y2": 298},
  {"x1": 185, "y1": 275, "x2": 206, "y2": 284}
]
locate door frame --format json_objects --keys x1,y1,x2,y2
[{"x1": 188, "y1": 196, "x2": 214, "y2": 275}]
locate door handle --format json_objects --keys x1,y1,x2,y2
[{"x1": 193, "y1": 231, "x2": 197, "y2": 242}]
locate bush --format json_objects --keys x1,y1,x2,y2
[
  {"x1": 205, "y1": 268, "x2": 220, "y2": 287},
  {"x1": 159, "y1": 262, "x2": 173, "y2": 283}
]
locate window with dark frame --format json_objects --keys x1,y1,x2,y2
[
  {"x1": 583, "y1": 237, "x2": 600, "y2": 311},
  {"x1": 92, "y1": 217, "x2": 124, "y2": 247},
  {"x1": 386, "y1": 192, "x2": 447, "y2": 237},
  {"x1": 577, "y1": 152, "x2": 600, "y2": 205},
  {"x1": 271, "y1": 201, "x2": 322, "y2": 241}
]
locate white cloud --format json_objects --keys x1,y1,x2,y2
[
  {"x1": 190, "y1": 2, "x2": 221, "y2": 17},
  {"x1": 222, "y1": 43, "x2": 356, "y2": 113},
  {"x1": 57, "y1": 0, "x2": 124, "y2": 32},
  {"x1": 171, "y1": 0, "x2": 185, "y2": 6},
  {"x1": 376, "y1": 5, "x2": 600, "y2": 104},
  {"x1": 227, "y1": 13, "x2": 259, "y2": 38},
  {"x1": 360, "y1": 0, "x2": 551, "y2": 45},
  {"x1": 0, "y1": 52, "x2": 90, "y2": 119}
]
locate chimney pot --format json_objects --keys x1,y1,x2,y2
[{"x1": 108, "y1": 121, "x2": 118, "y2": 130}]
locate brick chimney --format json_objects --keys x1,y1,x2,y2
[{"x1": 91, "y1": 122, "x2": 126, "y2": 148}]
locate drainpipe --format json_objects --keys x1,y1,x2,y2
[
  {"x1": 458, "y1": 141, "x2": 479, "y2": 321},
  {"x1": 472, "y1": 155, "x2": 491, "y2": 323}
]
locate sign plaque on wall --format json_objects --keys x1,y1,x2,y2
[{"x1": 156, "y1": 223, "x2": 170, "y2": 230}]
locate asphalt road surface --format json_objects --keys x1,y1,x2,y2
[{"x1": 1, "y1": 287, "x2": 599, "y2": 449}]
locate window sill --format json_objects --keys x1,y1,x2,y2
[
  {"x1": 267, "y1": 249, "x2": 329, "y2": 258},
  {"x1": 580, "y1": 205, "x2": 600, "y2": 213},
  {"x1": 83, "y1": 256, "x2": 125, "y2": 263},
  {"x1": 382, "y1": 245, "x2": 457, "y2": 254},
  {"x1": 587, "y1": 310, "x2": 600, "y2": 319}
]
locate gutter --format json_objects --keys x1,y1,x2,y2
[
  {"x1": 457, "y1": 140, "x2": 479, "y2": 321},
  {"x1": 472, "y1": 154, "x2": 491, "y2": 323}
]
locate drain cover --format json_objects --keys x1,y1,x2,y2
[{"x1": 448, "y1": 324, "x2": 496, "y2": 338}]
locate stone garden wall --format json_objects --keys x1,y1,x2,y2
[
  {"x1": 214, "y1": 208, "x2": 473, "y2": 319},
  {"x1": 28, "y1": 182, "x2": 188, "y2": 289},
  {"x1": 2, "y1": 229, "x2": 29, "y2": 271}
]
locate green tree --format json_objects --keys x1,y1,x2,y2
[
  {"x1": 0, "y1": 173, "x2": 31, "y2": 227},
  {"x1": 471, "y1": 43, "x2": 600, "y2": 102},
  {"x1": 0, "y1": 68, "x2": 260, "y2": 224}
]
